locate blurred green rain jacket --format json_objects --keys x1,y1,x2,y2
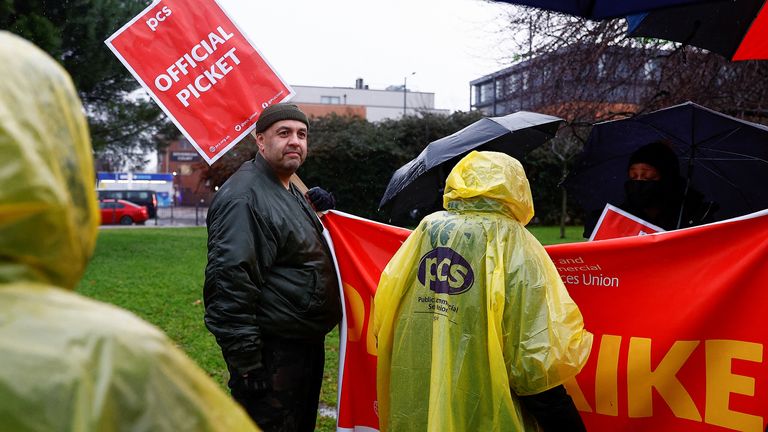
[
  {"x1": 0, "y1": 31, "x2": 258, "y2": 432},
  {"x1": 374, "y1": 151, "x2": 593, "y2": 431}
]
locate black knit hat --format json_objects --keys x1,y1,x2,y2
[
  {"x1": 254, "y1": 103, "x2": 309, "y2": 133},
  {"x1": 628, "y1": 141, "x2": 680, "y2": 181}
]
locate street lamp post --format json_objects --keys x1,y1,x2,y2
[
  {"x1": 171, "y1": 171, "x2": 177, "y2": 223},
  {"x1": 403, "y1": 72, "x2": 415, "y2": 117}
]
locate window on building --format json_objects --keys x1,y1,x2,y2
[
  {"x1": 541, "y1": 66, "x2": 551, "y2": 82},
  {"x1": 530, "y1": 70, "x2": 543, "y2": 89},
  {"x1": 509, "y1": 74, "x2": 520, "y2": 92},
  {"x1": 504, "y1": 75, "x2": 516, "y2": 97},
  {"x1": 643, "y1": 60, "x2": 661, "y2": 81},
  {"x1": 577, "y1": 63, "x2": 590, "y2": 80},
  {"x1": 477, "y1": 82, "x2": 494, "y2": 104},
  {"x1": 616, "y1": 61, "x2": 632, "y2": 80},
  {"x1": 520, "y1": 71, "x2": 529, "y2": 91},
  {"x1": 597, "y1": 54, "x2": 609, "y2": 78},
  {"x1": 321, "y1": 96, "x2": 341, "y2": 104},
  {"x1": 495, "y1": 79, "x2": 504, "y2": 100}
]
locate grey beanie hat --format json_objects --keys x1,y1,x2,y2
[{"x1": 254, "y1": 103, "x2": 309, "y2": 133}]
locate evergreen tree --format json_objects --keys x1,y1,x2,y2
[{"x1": 1, "y1": 0, "x2": 177, "y2": 170}]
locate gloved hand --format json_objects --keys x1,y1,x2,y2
[
  {"x1": 519, "y1": 385, "x2": 586, "y2": 432},
  {"x1": 306, "y1": 186, "x2": 336, "y2": 212},
  {"x1": 241, "y1": 370, "x2": 271, "y2": 394}
]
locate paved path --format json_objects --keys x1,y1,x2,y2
[{"x1": 100, "y1": 206, "x2": 208, "y2": 228}]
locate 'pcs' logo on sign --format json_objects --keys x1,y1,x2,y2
[{"x1": 417, "y1": 247, "x2": 474, "y2": 295}]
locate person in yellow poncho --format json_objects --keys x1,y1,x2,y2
[
  {"x1": 0, "y1": 31, "x2": 259, "y2": 431},
  {"x1": 374, "y1": 151, "x2": 593, "y2": 431}
]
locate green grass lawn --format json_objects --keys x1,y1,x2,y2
[
  {"x1": 76, "y1": 224, "x2": 583, "y2": 430},
  {"x1": 527, "y1": 224, "x2": 586, "y2": 245}
]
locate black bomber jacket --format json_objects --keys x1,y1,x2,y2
[{"x1": 203, "y1": 154, "x2": 342, "y2": 375}]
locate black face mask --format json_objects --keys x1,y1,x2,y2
[{"x1": 625, "y1": 180, "x2": 664, "y2": 209}]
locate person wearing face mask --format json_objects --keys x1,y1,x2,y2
[{"x1": 620, "y1": 141, "x2": 717, "y2": 231}]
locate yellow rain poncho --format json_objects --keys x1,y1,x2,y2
[
  {"x1": 0, "y1": 32, "x2": 258, "y2": 431},
  {"x1": 374, "y1": 151, "x2": 593, "y2": 431}
]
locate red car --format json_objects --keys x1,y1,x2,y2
[{"x1": 99, "y1": 199, "x2": 149, "y2": 225}]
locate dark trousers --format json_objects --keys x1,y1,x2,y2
[{"x1": 228, "y1": 336, "x2": 325, "y2": 432}]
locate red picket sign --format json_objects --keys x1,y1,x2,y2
[
  {"x1": 590, "y1": 203, "x2": 665, "y2": 241},
  {"x1": 105, "y1": 0, "x2": 292, "y2": 164}
]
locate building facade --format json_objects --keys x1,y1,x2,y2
[
  {"x1": 150, "y1": 79, "x2": 449, "y2": 202},
  {"x1": 157, "y1": 138, "x2": 213, "y2": 207},
  {"x1": 292, "y1": 79, "x2": 449, "y2": 122},
  {"x1": 470, "y1": 45, "x2": 661, "y2": 121}
]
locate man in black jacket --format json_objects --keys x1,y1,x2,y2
[{"x1": 204, "y1": 103, "x2": 341, "y2": 431}]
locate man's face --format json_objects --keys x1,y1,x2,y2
[
  {"x1": 628, "y1": 163, "x2": 661, "y2": 181},
  {"x1": 256, "y1": 120, "x2": 308, "y2": 177}
]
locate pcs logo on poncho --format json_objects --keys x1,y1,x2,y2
[{"x1": 417, "y1": 247, "x2": 474, "y2": 295}]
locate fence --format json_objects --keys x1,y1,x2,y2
[{"x1": 150, "y1": 205, "x2": 208, "y2": 227}]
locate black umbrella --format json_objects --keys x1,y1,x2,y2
[
  {"x1": 491, "y1": 0, "x2": 721, "y2": 20},
  {"x1": 565, "y1": 101, "x2": 768, "y2": 235},
  {"x1": 380, "y1": 111, "x2": 564, "y2": 224},
  {"x1": 626, "y1": 0, "x2": 768, "y2": 61}
]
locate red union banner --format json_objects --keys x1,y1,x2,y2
[
  {"x1": 105, "y1": 0, "x2": 292, "y2": 165},
  {"x1": 323, "y1": 210, "x2": 768, "y2": 432},
  {"x1": 590, "y1": 204, "x2": 664, "y2": 241},
  {"x1": 322, "y1": 212, "x2": 411, "y2": 431}
]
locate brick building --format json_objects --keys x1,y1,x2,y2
[{"x1": 157, "y1": 138, "x2": 213, "y2": 207}]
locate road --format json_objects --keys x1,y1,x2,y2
[{"x1": 100, "y1": 206, "x2": 208, "y2": 228}]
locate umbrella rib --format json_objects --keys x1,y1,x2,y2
[
  {"x1": 686, "y1": 126, "x2": 768, "y2": 164},
  {"x1": 636, "y1": 121, "x2": 756, "y2": 163},
  {"x1": 633, "y1": 120, "x2": 689, "y2": 148},
  {"x1": 692, "y1": 126, "x2": 745, "y2": 153},
  {"x1": 695, "y1": 161, "x2": 739, "y2": 189},
  {"x1": 694, "y1": 160, "x2": 754, "y2": 208},
  {"x1": 687, "y1": 147, "x2": 768, "y2": 164}
]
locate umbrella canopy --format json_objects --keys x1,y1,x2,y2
[
  {"x1": 491, "y1": 0, "x2": 721, "y2": 19},
  {"x1": 379, "y1": 111, "x2": 564, "y2": 224},
  {"x1": 627, "y1": 0, "x2": 768, "y2": 61},
  {"x1": 565, "y1": 101, "x2": 768, "y2": 234}
]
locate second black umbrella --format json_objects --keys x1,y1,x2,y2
[{"x1": 379, "y1": 111, "x2": 564, "y2": 225}]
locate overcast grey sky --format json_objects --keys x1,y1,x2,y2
[{"x1": 216, "y1": 0, "x2": 516, "y2": 112}]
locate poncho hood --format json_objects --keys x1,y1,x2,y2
[
  {"x1": 0, "y1": 31, "x2": 99, "y2": 290},
  {"x1": 443, "y1": 151, "x2": 534, "y2": 225}
]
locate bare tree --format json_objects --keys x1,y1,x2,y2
[
  {"x1": 496, "y1": 7, "x2": 768, "y2": 120},
  {"x1": 488, "y1": 6, "x2": 768, "y2": 235}
]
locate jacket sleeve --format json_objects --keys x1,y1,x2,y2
[
  {"x1": 502, "y1": 229, "x2": 593, "y2": 396},
  {"x1": 204, "y1": 197, "x2": 277, "y2": 375}
]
